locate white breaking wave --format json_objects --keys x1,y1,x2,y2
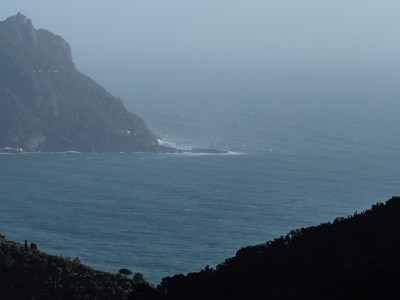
[
  {"x1": 62, "y1": 151, "x2": 82, "y2": 154},
  {"x1": 158, "y1": 137, "x2": 244, "y2": 156},
  {"x1": 180, "y1": 151, "x2": 243, "y2": 157},
  {"x1": 157, "y1": 138, "x2": 192, "y2": 150}
]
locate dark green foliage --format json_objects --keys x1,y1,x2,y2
[
  {"x1": 119, "y1": 268, "x2": 133, "y2": 278},
  {"x1": 29, "y1": 242, "x2": 37, "y2": 250},
  {"x1": 161, "y1": 197, "x2": 400, "y2": 299},
  {"x1": 133, "y1": 273, "x2": 145, "y2": 283},
  {"x1": 0, "y1": 252, "x2": 15, "y2": 268},
  {"x1": 2, "y1": 194, "x2": 400, "y2": 299},
  {"x1": 72, "y1": 257, "x2": 81, "y2": 265},
  {"x1": 0, "y1": 13, "x2": 161, "y2": 153},
  {"x1": 0, "y1": 237, "x2": 157, "y2": 299}
]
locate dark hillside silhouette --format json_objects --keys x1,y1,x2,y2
[
  {"x1": 0, "y1": 235, "x2": 159, "y2": 299},
  {"x1": 160, "y1": 197, "x2": 400, "y2": 299},
  {"x1": 1, "y1": 198, "x2": 400, "y2": 299}
]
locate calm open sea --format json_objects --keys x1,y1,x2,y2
[{"x1": 1, "y1": 72, "x2": 400, "y2": 283}]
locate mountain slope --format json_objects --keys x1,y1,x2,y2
[
  {"x1": 1, "y1": 197, "x2": 400, "y2": 299},
  {"x1": 0, "y1": 235, "x2": 159, "y2": 299},
  {"x1": 0, "y1": 13, "x2": 160, "y2": 152},
  {"x1": 161, "y1": 197, "x2": 400, "y2": 299}
]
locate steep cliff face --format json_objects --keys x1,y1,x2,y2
[{"x1": 0, "y1": 13, "x2": 161, "y2": 152}]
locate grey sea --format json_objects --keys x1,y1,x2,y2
[{"x1": 1, "y1": 72, "x2": 400, "y2": 284}]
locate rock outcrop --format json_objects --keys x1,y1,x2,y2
[{"x1": 0, "y1": 13, "x2": 161, "y2": 152}]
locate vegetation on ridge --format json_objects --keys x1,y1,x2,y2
[
  {"x1": 0, "y1": 235, "x2": 159, "y2": 299},
  {"x1": 1, "y1": 198, "x2": 400, "y2": 299},
  {"x1": 160, "y1": 197, "x2": 400, "y2": 299}
]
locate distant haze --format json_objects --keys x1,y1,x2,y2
[
  {"x1": 1, "y1": 0, "x2": 400, "y2": 78},
  {"x1": 2, "y1": 2, "x2": 400, "y2": 282}
]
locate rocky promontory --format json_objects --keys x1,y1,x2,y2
[{"x1": 0, "y1": 13, "x2": 226, "y2": 154}]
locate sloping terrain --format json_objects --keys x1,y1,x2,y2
[
  {"x1": 0, "y1": 13, "x2": 160, "y2": 152},
  {"x1": 0, "y1": 236, "x2": 159, "y2": 299},
  {"x1": 161, "y1": 197, "x2": 400, "y2": 299},
  {"x1": 1, "y1": 198, "x2": 400, "y2": 299}
]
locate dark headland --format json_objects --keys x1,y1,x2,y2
[
  {"x1": 0, "y1": 13, "x2": 225, "y2": 154},
  {"x1": 1, "y1": 197, "x2": 400, "y2": 299}
]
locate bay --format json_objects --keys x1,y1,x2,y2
[{"x1": 1, "y1": 72, "x2": 400, "y2": 283}]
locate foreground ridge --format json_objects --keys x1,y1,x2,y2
[
  {"x1": 0, "y1": 237, "x2": 159, "y2": 299},
  {"x1": 1, "y1": 197, "x2": 400, "y2": 299},
  {"x1": 161, "y1": 197, "x2": 400, "y2": 299}
]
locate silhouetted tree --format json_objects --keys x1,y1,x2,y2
[
  {"x1": 119, "y1": 268, "x2": 132, "y2": 278},
  {"x1": 133, "y1": 272, "x2": 145, "y2": 283}
]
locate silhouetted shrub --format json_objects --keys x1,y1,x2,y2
[{"x1": 119, "y1": 268, "x2": 133, "y2": 278}]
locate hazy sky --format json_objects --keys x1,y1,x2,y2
[{"x1": 1, "y1": 1, "x2": 400, "y2": 78}]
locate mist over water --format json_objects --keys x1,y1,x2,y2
[
  {"x1": 1, "y1": 0, "x2": 400, "y2": 285},
  {"x1": 100, "y1": 69, "x2": 400, "y2": 156},
  {"x1": 1, "y1": 70, "x2": 400, "y2": 284}
]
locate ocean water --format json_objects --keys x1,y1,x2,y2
[{"x1": 1, "y1": 72, "x2": 400, "y2": 284}]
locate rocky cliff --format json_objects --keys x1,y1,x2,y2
[{"x1": 0, "y1": 13, "x2": 162, "y2": 152}]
